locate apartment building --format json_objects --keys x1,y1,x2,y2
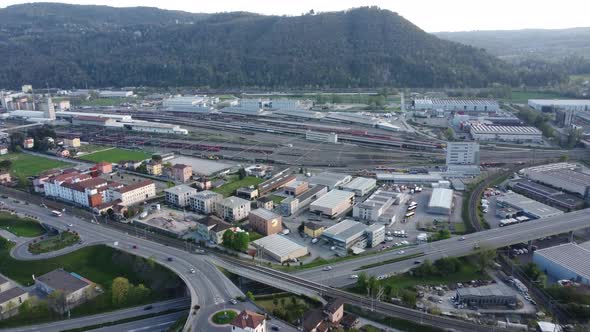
[
  {"x1": 216, "y1": 196, "x2": 251, "y2": 222},
  {"x1": 108, "y1": 180, "x2": 156, "y2": 206},
  {"x1": 164, "y1": 185, "x2": 197, "y2": 208},
  {"x1": 172, "y1": 164, "x2": 192, "y2": 183},
  {"x1": 190, "y1": 190, "x2": 223, "y2": 214}
]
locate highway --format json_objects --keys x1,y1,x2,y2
[
  {"x1": 2, "y1": 298, "x2": 189, "y2": 332},
  {"x1": 89, "y1": 312, "x2": 186, "y2": 332}
]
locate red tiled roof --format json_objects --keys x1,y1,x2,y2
[{"x1": 230, "y1": 310, "x2": 265, "y2": 329}]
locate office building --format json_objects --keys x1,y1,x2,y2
[
  {"x1": 353, "y1": 189, "x2": 400, "y2": 223},
  {"x1": 252, "y1": 234, "x2": 308, "y2": 263},
  {"x1": 305, "y1": 130, "x2": 338, "y2": 143},
  {"x1": 340, "y1": 177, "x2": 377, "y2": 196},
  {"x1": 520, "y1": 163, "x2": 590, "y2": 198},
  {"x1": 427, "y1": 188, "x2": 454, "y2": 215},
  {"x1": 44, "y1": 172, "x2": 106, "y2": 208},
  {"x1": 308, "y1": 172, "x2": 352, "y2": 190},
  {"x1": 321, "y1": 219, "x2": 367, "y2": 255},
  {"x1": 284, "y1": 180, "x2": 309, "y2": 196},
  {"x1": 309, "y1": 189, "x2": 355, "y2": 218},
  {"x1": 190, "y1": 190, "x2": 223, "y2": 214},
  {"x1": 365, "y1": 224, "x2": 385, "y2": 247},
  {"x1": 249, "y1": 208, "x2": 282, "y2": 236},
  {"x1": 496, "y1": 192, "x2": 563, "y2": 219},
  {"x1": 528, "y1": 99, "x2": 590, "y2": 112},
  {"x1": 164, "y1": 185, "x2": 197, "y2": 208},
  {"x1": 446, "y1": 142, "x2": 480, "y2": 166},
  {"x1": 555, "y1": 109, "x2": 575, "y2": 128},
  {"x1": 216, "y1": 196, "x2": 251, "y2": 222},
  {"x1": 533, "y1": 241, "x2": 590, "y2": 285}
]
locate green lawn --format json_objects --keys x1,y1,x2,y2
[
  {"x1": 79, "y1": 148, "x2": 151, "y2": 163},
  {"x1": 0, "y1": 212, "x2": 45, "y2": 237},
  {"x1": 0, "y1": 238, "x2": 181, "y2": 328},
  {"x1": 255, "y1": 293, "x2": 318, "y2": 325},
  {"x1": 77, "y1": 144, "x2": 109, "y2": 153},
  {"x1": 212, "y1": 176, "x2": 264, "y2": 197},
  {"x1": 211, "y1": 310, "x2": 237, "y2": 324},
  {"x1": 268, "y1": 195, "x2": 285, "y2": 205},
  {"x1": 248, "y1": 231, "x2": 264, "y2": 242},
  {"x1": 502, "y1": 90, "x2": 563, "y2": 104},
  {"x1": 0, "y1": 153, "x2": 71, "y2": 180},
  {"x1": 29, "y1": 231, "x2": 80, "y2": 254}
]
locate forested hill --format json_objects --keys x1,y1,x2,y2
[{"x1": 0, "y1": 4, "x2": 520, "y2": 89}]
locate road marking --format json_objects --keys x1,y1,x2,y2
[{"x1": 126, "y1": 320, "x2": 177, "y2": 332}]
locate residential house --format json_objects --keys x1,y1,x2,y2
[
  {"x1": 95, "y1": 162, "x2": 113, "y2": 174},
  {"x1": 190, "y1": 190, "x2": 223, "y2": 214},
  {"x1": 0, "y1": 172, "x2": 11, "y2": 184},
  {"x1": 35, "y1": 269, "x2": 93, "y2": 311},
  {"x1": 172, "y1": 164, "x2": 192, "y2": 183},
  {"x1": 230, "y1": 310, "x2": 266, "y2": 332},
  {"x1": 146, "y1": 161, "x2": 162, "y2": 176},
  {"x1": 323, "y1": 298, "x2": 344, "y2": 323},
  {"x1": 257, "y1": 196, "x2": 274, "y2": 210},
  {"x1": 0, "y1": 146, "x2": 7, "y2": 155},
  {"x1": 195, "y1": 215, "x2": 232, "y2": 244},
  {"x1": 0, "y1": 287, "x2": 28, "y2": 317},
  {"x1": 236, "y1": 187, "x2": 259, "y2": 200},
  {"x1": 22, "y1": 138, "x2": 34, "y2": 149}
]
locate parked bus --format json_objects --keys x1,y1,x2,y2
[
  {"x1": 407, "y1": 205, "x2": 417, "y2": 212},
  {"x1": 405, "y1": 211, "x2": 415, "y2": 218},
  {"x1": 51, "y1": 210, "x2": 62, "y2": 217}
]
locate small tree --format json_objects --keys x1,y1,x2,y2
[
  {"x1": 246, "y1": 291, "x2": 255, "y2": 301},
  {"x1": 237, "y1": 168, "x2": 247, "y2": 180},
  {"x1": 112, "y1": 277, "x2": 131, "y2": 305},
  {"x1": 48, "y1": 290, "x2": 67, "y2": 313}
]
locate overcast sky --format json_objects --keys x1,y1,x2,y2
[{"x1": 1, "y1": 0, "x2": 588, "y2": 32}]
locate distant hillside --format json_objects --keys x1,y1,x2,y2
[
  {"x1": 435, "y1": 27, "x2": 590, "y2": 62},
  {"x1": 0, "y1": 4, "x2": 521, "y2": 89}
]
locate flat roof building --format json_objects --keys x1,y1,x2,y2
[
  {"x1": 521, "y1": 163, "x2": 590, "y2": 198},
  {"x1": 528, "y1": 99, "x2": 590, "y2": 112},
  {"x1": 216, "y1": 196, "x2": 251, "y2": 222},
  {"x1": 308, "y1": 172, "x2": 352, "y2": 190},
  {"x1": 414, "y1": 98, "x2": 500, "y2": 112},
  {"x1": 340, "y1": 177, "x2": 377, "y2": 197},
  {"x1": 190, "y1": 190, "x2": 223, "y2": 214},
  {"x1": 376, "y1": 173, "x2": 444, "y2": 185},
  {"x1": 456, "y1": 284, "x2": 517, "y2": 308},
  {"x1": 533, "y1": 241, "x2": 590, "y2": 285},
  {"x1": 496, "y1": 192, "x2": 564, "y2": 219},
  {"x1": 252, "y1": 234, "x2": 308, "y2": 263},
  {"x1": 309, "y1": 189, "x2": 355, "y2": 218},
  {"x1": 249, "y1": 208, "x2": 282, "y2": 236},
  {"x1": 164, "y1": 184, "x2": 197, "y2": 208},
  {"x1": 305, "y1": 130, "x2": 338, "y2": 143},
  {"x1": 280, "y1": 185, "x2": 328, "y2": 216},
  {"x1": 321, "y1": 219, "x2": 368, "y2": 255},
  {"x1": 257, "y1": 168, "x2": 296, "y2": 195},
  {"x1": 510, "y1": 179, "x2": 586, "y2": 212},
  {"x1": 470, "y1": 124, "x2": 543, "y2": 143},
  {"x1": 427, "y1": 188, "x2": 454, "y2": 215},
  {"x1": 353, "y1": 189, "x2": 400, "y2": 223}
]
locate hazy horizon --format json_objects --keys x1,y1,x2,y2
[{"x1": 1, "y1": 0, "x2": 589, "y2": 32}]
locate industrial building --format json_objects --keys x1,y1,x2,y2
[
  {"x1": 520, "y1": 163, "x2": 590, "y2": 198},
  {"x1": 164, "y1": 185, "x2": 197, "y2": 208},
  {"x1": 248, "y1": 208, "x2": 282, "y2": 236},
  {"x1": 353, "y1": 189, "x2": 401, "y2": 223},
  {"x1": 340, "y1": 177, "x2": 377, "y2": 196},
  {"x1": 308, "y1": 172, "x2": 352, "y2": 190},
  {"x1": 123, "y1": 121, "x2": 188, "y2": 135},
  {"x1": 280, "y1": 185, "x2": 328, "y2": 216},
  {"x1": 427, "y1": 188, "x2": 454, "y2": 215},
  {"x1": 284, "y1": 180, "x2": 309, "y2": 196},
  {"x1": 162, "y1": 95, "x2": 216, "y2": 113},
  {"x1": 252, "y1": 234, "x2": 308, "y2": 263},
  {"x1": 324, "y1": 112, "x2": 379, "y2": 126},
  {"x1": 215, "y1": 196, "x2": 251, "y2": 222},
  {"x1": 496, "y1": 192, "x2": 563, "y2": 219},
  {"x1": 305, "y1": 130, "x2": 338, "y2": 143},
  {"x1": 413, "y1": 98, "x2": 500, "y2": 112},
  {"x1": 98, "y1": 90, "x2": 133, "y2": 98},
  {"x1": 235, "y1": 187, "x2": 259, "y2": 200},
  {"x1": 309, "y1": 189, "x2": 355, "y2": 218},
  {"x1": 469, "y1": 124, "x2": 543, "y2": 143},
  {"x1": 321, "y1": 219, "x2": 368, "y2": 255},
  {"x1": 456, "y1": 284, "x2": 517, "y2": 308},
  {"x1": 509, "y1": 179, "x2": 586, "y2": 211},
  {"x1": 257, "y1": 168, "x2": 296, "y2": 195},
  {"x1": 528, "y1": 99, "x2": 590, "y2": 112},
  {"x1": 35, "y1": 269, "x2": 94, "y2": 310},
  {"x1": 446, "y1": 142, "x2": 480, "y2": 165},
  {"x1": 533, "y1": 241, "x2": 590, "y2": 285},
  {"x1": 376, "y1": 173, "x2": 444, "y2": 185},
  {"x1": 304, "y1": 222, "x2": 324, "y2": 238},
  {"x1": 365, "y1": 224, "x2": 385, "y2": 247}
]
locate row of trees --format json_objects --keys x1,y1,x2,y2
[{"x1": 111, "y1": 277, "x2": 151, "y2": 306}]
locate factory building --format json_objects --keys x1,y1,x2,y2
[
  {"x1": 252, "y1": 234, "x2": 308, "y2": 263},
  {"x1": 284, "y1": 180, "x2": 309, "y2": 196},
  {"x1": 456, "y1": 285, "x2": 517, "y2": 308},
  {"x1": 427, "y1": 188, "x2": 454, "y2": 215},
  {"x1": 520, "y1": 163, "x2": 590, "y2": 198},
  {"x1": 533, "y1": 241, "x2": 590, "y2": 285},
  {"x1": 257, "y1": 168, "x2": 296, "y2": 195},
  {"x1": 164, "y1": 185, "x2": 197, "y2": 208},
  {"x1": 469, "y1": 124, "x2": 543, "y2": 143},
  {"x1": 528, "y1": 99, "x2": 590, "y2": 112},
  {"x1": 376, "y1": 173, "x2": 444, "y2": 185},
  {"x1": 98, "y1": 90, "x2": 133, "y2": 98},
  {"x1": 340, "y1": 177, "x2": 377, "y2": 197},
  {"x1": 321, "y1": 219, "x2": 368, "y2": 255},
  {"x1": 304, "y1": 222, "x2": 324, "y2": 238},
  {"x1": 413, "y1": 98, "x2": 499, "y2": 112},
  {"x1": 509, "y1": 179, "x2": 586, "y2": 211},
  {"x1": 305, "y1": 130, "x2": 338, "y2": 143},
  {"x1": 353, "y1": 189, "x2": 401, "y2": 223},
  {"x1": 215, "y1": 196, "x2": 251, "y2": 222},
  {"x1": 162, "y1": 95, "x2": 216, "y2": 113},
  {"x1": 496, "y1": 192, "x2": 563, "y2": 219},
  {"x1": 309, "y1": 189, "x2": 355, "y2": 218},
  {"x1": 308, "y1": 172, "x2": 352, "y2": 190},
  {"x1": 248, "y1": 208, "x2": 282, "y2": 236},
  {"x1": 123, "y1": 122, "x2": 188, "y2": 135},
  {"x1": 324, "y1": 112, "x2": 379, "y2": 126},
  {"x1": 190, "y1": 190, "x2": 223, "y2": 214},
  {"x1": 280, "y1": 185, "x2": 328, "y2": 216}
]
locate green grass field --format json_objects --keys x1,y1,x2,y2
[
  {"x1": 211, "y1": 310, "x2": 237, "y2": 324},
  {"x1": 29, "y1": 231, "x2": 80, "y2": 254},
  {"x1": 77, "y1": 144, "x2": 109, "y2": 153},
  {"x1": 0, "y1": 212, "x2": 45, "y2": 237},
  {"x1": 502, "y1": 90, "x2": 563, "y2": 104},
  {"x1": 212, "y1": 176, "x2": 264, "y2": 197},
  {"x1": 0, "y1": 153, "x2": 71, "y2": 180},
  {"x1": 79, "y1": 148, "x2": 151, "y2": 163}
]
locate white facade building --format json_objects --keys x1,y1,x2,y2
[
  {"x1": 470, "y1": 124, "x2": 543, "y2": 143},
  {"x1": 427, "y1": 188, "x2": 454, "y2": 215},
  {"x1": 353, "y1": 189, "x2": 400, "y2": 223},
  {"x1": 341, "y1": 177, "x2": 377, "y2": 197},
  {"x1": 162, "y1": 95, "x2": 216, "y2": 113},
  {"x1": 108, "y1": 180, "x2": 156, "y2": 206},
  {"x1": 216, "y1": 196, "x2": 251, "y2": 222},
  {"x1": 164, "y1": 185, "x2": 197, "y2": 208},
  {"x1": 446, "y1": 142, "x2": 480, "y2": 165},
  {"x1": 190, "y1": 190, "x2": 223, "y2": 214},
  {"x1": 124, "y1": 122, "x2": 188, "y2": 135},
  {"x1": 98, "y1": 90, "x2": 133, "y2": 98},
  {"x1": 528, "y1": 99, "x2": 590, "y2": 112},
  {"x1": 414, "y1": 98, "x2": 499, "y2": 112}
]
